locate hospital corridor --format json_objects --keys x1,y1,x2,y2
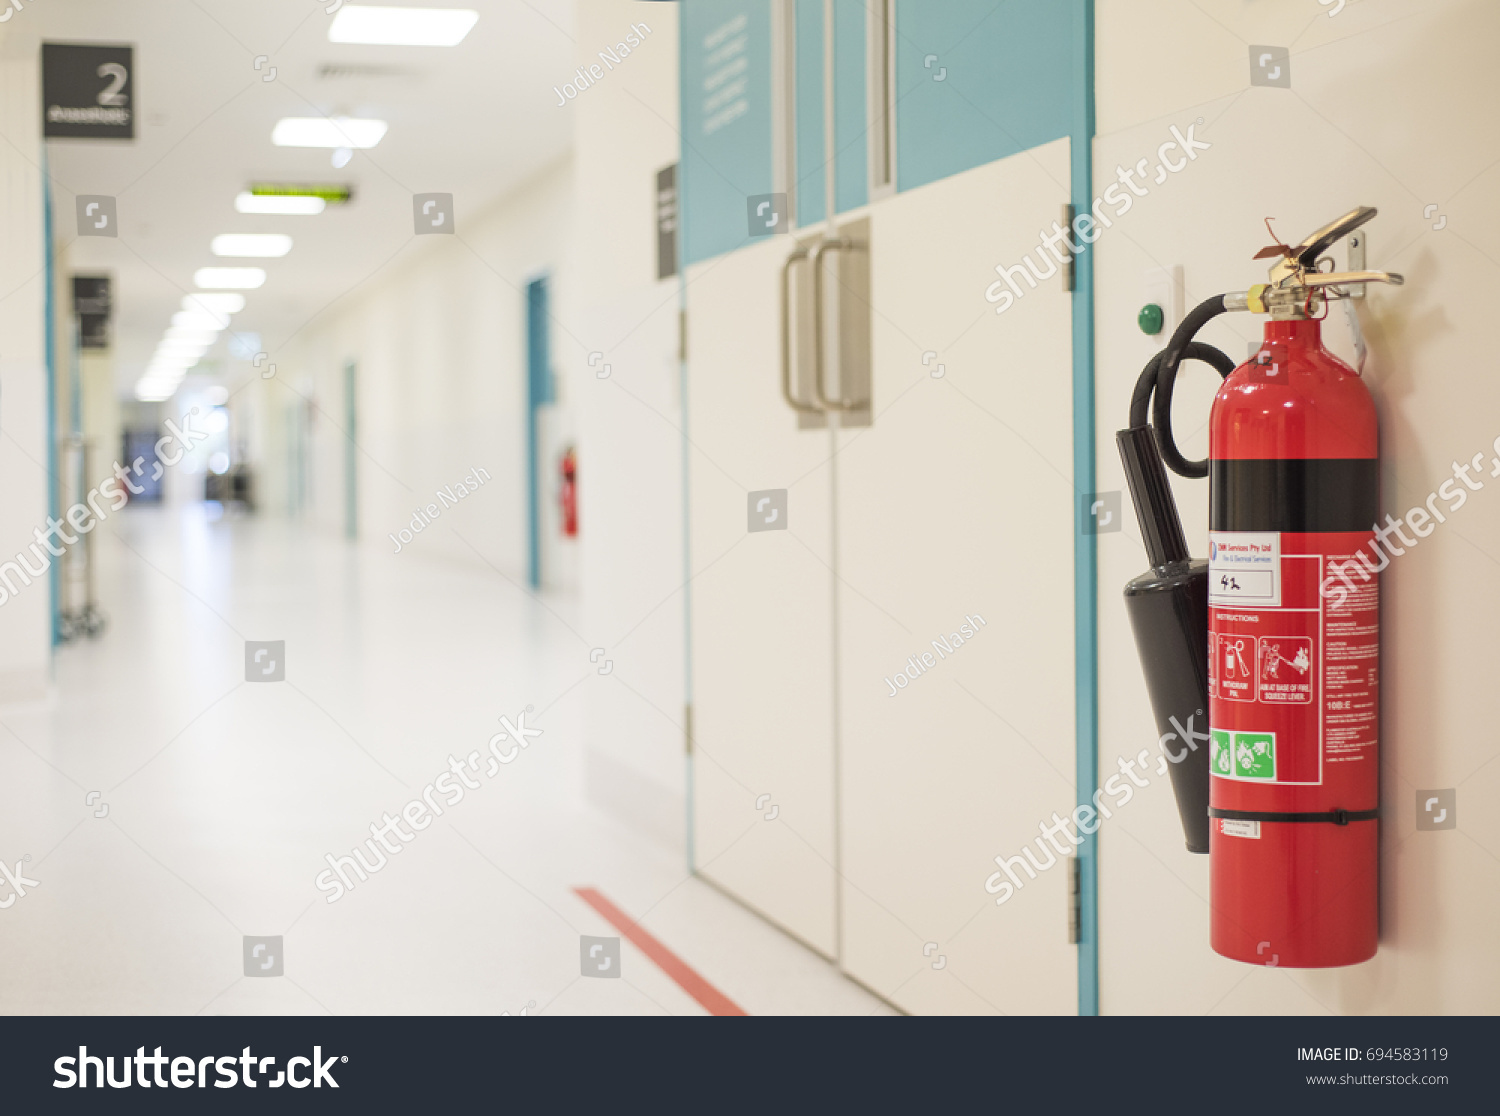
[{"x1": 0, "y1": 0, "x2": 1497, "y2": 1107}]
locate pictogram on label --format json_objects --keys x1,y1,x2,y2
[
  {"x1": 1211, "y1": 729, "x2": 1277, "y2": 781},
  {"x1": 1258, "y1": 635, "x2": 1312, "y2": 704},
  {"x1": 1234, "y1": 732, "x2": 1276, "y2": 780},
  {"x1": 1212, "y1": 633, "x2": 1258, "y2": 702}
]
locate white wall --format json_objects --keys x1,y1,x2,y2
[
  {"x1": 570, "y1": 0, "x2": 686, "y2": 850},
  {"x1": 270, "y1": 156, "x2": 574, "y2": 577},
  {"x1": 0, "y1": 45, "x2": 56, "y2": 700},
  {"x1": 1093, "y1": 0, "x2": 1500, "y2": 1012}
]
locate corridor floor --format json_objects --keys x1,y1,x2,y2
[{"x1": 0, "y1": 503, "x2": 890, "y2": 1016}]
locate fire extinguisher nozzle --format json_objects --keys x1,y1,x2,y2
[{"x1": 1123, "y1": 558, "x2": 1213, "y2": 854}]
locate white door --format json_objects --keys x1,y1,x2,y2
[
  {"x1": 686, "y1": 235, "x2": 840, "y2": 957},
  {"x1": 834, "y1": 139, "x2": 1079, "y2": 1014},
  {"x1": 680, "y1": 4, "x2": 1087, "y2": 1010}
]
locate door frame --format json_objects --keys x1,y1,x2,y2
[
  {"x1": 1067, "y1": 0, "x2": 1099, "y2": 1018},
  {"x1": 525, "y1": 275, "x2": 554, "y2": 590},
  {"x1": 342, "y1": 360, "x2": 357, "y2": 539}
]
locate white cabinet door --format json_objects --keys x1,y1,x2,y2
[
  {"x1": 686, "y1": 235, "x2": 840, "y2": 957},
  {"x1": 835, "y1": 139, "x2": 1080, "y2": 1013}
]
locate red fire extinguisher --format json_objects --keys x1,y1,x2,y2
[
  {"x1": 1119, "y1": 207, "x2": 1402, "y2": 967},
  {"x1": 559, "y1": 446, "x2": 578, "y2": 538}
]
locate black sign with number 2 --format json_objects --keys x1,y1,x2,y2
[{"x1": 42, "y1": 43, "x2": 135, "y2": 140}]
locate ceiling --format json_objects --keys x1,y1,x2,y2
[{"x1": 2, "y1": 0, "x2": 577, "y2": 397}]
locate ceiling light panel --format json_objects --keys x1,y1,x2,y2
[
  {"x1": 183, "y1": 293, "x2": 246, "y2": 314},
  {"x1": 328, "y1": 6, "x2": 479, "y2": 46},
  {"x1": 211, "y1": 234, "x2": 293, "y2": 258},
  {"x1": 195, "y1": 268, "x2": 266, "y2": 289},
  {"x1": 271, "y1": 116, "x2": 388, "y2": 148},
  {"x1": 235, "y1": 192, "x2": 326, "y2": 215},
  {"x1": 173, "y1": 309, "x2": 231, "y2": 331}
]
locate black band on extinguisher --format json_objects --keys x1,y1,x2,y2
[
  {"x1": 1210, "y1": 458, "x2": 1379, "y2": 533},
  {"x1": 1209, "y1": 806, "x2": 1379, "y2": 826}
]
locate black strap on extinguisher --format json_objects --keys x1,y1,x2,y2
[{"x1": 1209, "y1": 806, "x2": 1380, "y2": 826}]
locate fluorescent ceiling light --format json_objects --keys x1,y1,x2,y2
[
  {"x1": 272, "y1": 116, "x2": 387, "y2": 149},
  {"x1": 165, "y1": 328, "x2": 220, "y2": 345},
  {"x1": 329, "y1": 6, "x2": 479, "y2": 46},
  {"x1": 195, "y1": 268, "x2": 266, "y2": 289},
  {"x1": 173, "y1": 309, "x2": 230, "y2": 331},
  {"x1": 212, "y1": 234, "x2": 292, "y2": 258},
  {"x1": 156, "y1": 337, "x2": 211, "y2": 353},
  {"x1": 183, "y1": 293, "x2": 245, "y2": 315},
  {"x1": 235, "y1": 192, "x2": 326, "y2": 216}
]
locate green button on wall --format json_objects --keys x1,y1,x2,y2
[{"x1": 1138, "y1": 303, "x2": 1164, "y2": 335}]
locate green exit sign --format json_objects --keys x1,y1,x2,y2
[{"x1": 249, "y1": 183, "x2": 353, "y2": 203}]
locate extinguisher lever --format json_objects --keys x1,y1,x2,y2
[
  {"x1": 1269, "y1": 205, "x2": 1378, "y2": 286},
  {"x1": 1301, "y1": 269, "x2": 1405, "y2": 291}
]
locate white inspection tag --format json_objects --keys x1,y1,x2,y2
[
  {"x1": 1220, "y1": 818, "x2": 1261, "y2": 839},
  {"x1": 1209, "y1": 531, "x2": 1281, "y2": 608}
]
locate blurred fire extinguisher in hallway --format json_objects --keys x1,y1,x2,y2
[{"x1": 559, "y1": 446, "x2": 577, "y2": 538}]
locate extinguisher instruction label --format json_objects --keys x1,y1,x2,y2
[
  {"x1": 1321, "y1": 555, "x2": 1379, "y2": 766},
  {"x1": 1208, "y1": 531, "x2": 1281, "y2": 607},
  {"x1": 1209, "y1": 530, "x2": 1379, "y2": 790}
]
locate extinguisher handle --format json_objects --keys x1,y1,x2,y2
[
  {"x1": 1270, "y1": 205, "x2": 1378, "y2": 286},
  {"x1": 1302, "y1": 269, "x2": 1404, "y2": 290}
]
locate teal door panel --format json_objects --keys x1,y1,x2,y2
[
  {"x1": 833, "y1": 0, "x2": 867, "y2": 213},
  {"x1": 793, "y1": 0, "x2": 825, "y2": 227},
  {"x1": 894, "y1": 0, "x2": 1075, "y2": 193},
  {"x1": 681, "y1": 1, "x2": 775, "y2": 266}
]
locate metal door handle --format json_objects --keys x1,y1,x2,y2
[
  {"x1": 811, "y1": 237, "x2": 866, "y2": 412},
  {"x1": 780, "y1": 246, "x2": 820, "y2": 414}
]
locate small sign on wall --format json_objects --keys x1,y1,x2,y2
[
  {"x1": 42, "y1": 43, "x2": 135, "y2": 140},
  {"x1": 72, "y1": 276, "x2": 112, "y2": 350},
  {"x1": 656, "y1": 163, "x2": 678, "y2": 280}
]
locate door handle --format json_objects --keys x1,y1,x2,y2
[
  {"x1": 811, "y1": 237, "x2": 867, "y2": 412},
  {"x1": 780, "y1": 245, "x2": 821, "y2": 415}
]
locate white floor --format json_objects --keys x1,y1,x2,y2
[{"x1": 0, "y1": 503, "x2": 891, "y2": 1016}]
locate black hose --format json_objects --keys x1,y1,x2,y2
[
  {"x1": 1128, "y1": 295, "x2": 1238, "y2": 479},
  {"x1": 1128, "y1": 341, "x2": 1236, "y2": 429}
]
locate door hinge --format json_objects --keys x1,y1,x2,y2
[
  {"x1": 678, "y1": 309, "x2": 687, "y2": 362},
  {"x1": 1061, "y1": 204, "x2": 1077, "y2": 293},
  {"x1": 684, "y1": 702, "x2": 694, "y2": 755},
  {"x1": 1068, "y1": 855, "x2": 1081, "y2": 944}
]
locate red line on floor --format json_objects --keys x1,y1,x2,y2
[{"x1": 573, "y1": 887, "x2": 748, "y2": 1017}]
